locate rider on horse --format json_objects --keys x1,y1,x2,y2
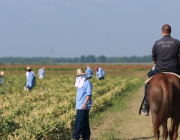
[{"x1": 141, "y1": 24, "x2": 180, "y2": 116}]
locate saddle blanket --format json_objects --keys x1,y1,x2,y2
[{"x1": 145, "y1": 72, "x2": 180, "y2": 85}]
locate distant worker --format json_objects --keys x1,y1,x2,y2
[
  {"x1": 0, "y1": 71, "x2": 5, "y2": 88},
  {"x1": 26, "y1": 66, "x2": 35, "y2": 78},
  {"x1": 86, "y1": 66, "x2": 93, "y2": 79},
  {"x1": 26, "y1": 67, "x2": 35, "y2": 91},
  {"x1": 26, "y1": 66, "x2": 36, "y2": 86},
  {"x1": 72, "y1": 69, "x2": 92, "y2": 140},
  {"x1": 38, "y1": 67, "x2": 45, "y2": 79},
  {"x1": 95, "y1": 67, "x2": 105, "y2": 80}
]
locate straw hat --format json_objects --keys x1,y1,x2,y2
[
  {"x1": 0, "y1": 71, "x2": 5, "y2": 76},
  {"x1": 87, "y1": 66, "x2": 90, "y2": 68},
  {"x1": 76, "y1": 69, "x2": 86, "y2": 76},
  {"x1": 26, "y1": 66, "x2": 31, "y2": 71}
]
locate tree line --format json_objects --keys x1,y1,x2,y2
[{"x1": 0, "y1": 55, "x2": 152, "y2": 65}]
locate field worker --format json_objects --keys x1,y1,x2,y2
[
  {"x1": 141, "y1": 24, "x2": 180, "y2": 116},
  {"x1": 95, "y1": 67, "x2": 105, "y2": 80},
  {"x1": 26, "y1": 66, "x2": 35, "y2": 78},
  {"x1": 86, "y1": 66, "x2": 93, "y2": 79},
  {"x1": 38, "y1": 66, "x2": 45, "y2": 79},
  {"x1": 0, "y1": 71, "x2": 5, "y2": 88},
  {"x1": 26, "y1": 67, "x2": 35, "y2": 91},
  {"x1": 72, "y1": 69, "x2": 92, "y2": 140},
  {"x1": 26, "y1": 66, "x2": 36, "y2": 86}
]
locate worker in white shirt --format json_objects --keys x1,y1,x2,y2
[{"x1": 38, "y1": 67, "x2": 45, "y2": 79}]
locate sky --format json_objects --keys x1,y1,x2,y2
[{"x1": 0, "y1": 0, "x2": 180, "y2": 58}]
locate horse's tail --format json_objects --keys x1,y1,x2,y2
[{"x1": 154, "y1": 78, "x2": 173, "y2": 131}]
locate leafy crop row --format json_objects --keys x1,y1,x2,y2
[{"x1": 0, "y1": 74, "x2": 143, "y2": 139}]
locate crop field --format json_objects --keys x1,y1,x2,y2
[
  {"x1": 0, "y1": 64, "x2": 149, "y2": 140},
  {"x1": 0, "y1": 64, "x2": 152, "y2": 71}
]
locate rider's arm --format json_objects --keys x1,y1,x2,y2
[
  {"x1": 178, "y1": 41, "x2": 180, "y2": 65},
  {"x1": 152, "y1": 43, "x2": 157, "y2": 63}
]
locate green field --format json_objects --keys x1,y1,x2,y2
[{"x1": 0, "y1": 68, "x2": 145, "y2": 140}]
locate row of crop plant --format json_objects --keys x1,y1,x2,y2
[{"x1": 0, "y1": 74, "x2": 143, "y2": 139}]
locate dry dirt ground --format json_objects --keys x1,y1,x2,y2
[{"x1": 90, "y1": 86, "x2": 176, "y2": 140}]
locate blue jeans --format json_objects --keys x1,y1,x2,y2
[
  {"x1": 26, "y1": 86, "x2": 33, "y2": 92},
  {"x1": 73, "y1": 110, "x2": 91, "y2": 139},
  {"x1": 99, "y1": 77, "x2": 104, "y2": 80}
]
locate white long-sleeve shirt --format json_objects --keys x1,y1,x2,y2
[{"x1": 38, "y1": 69, "x2": 45, "y2": 78}]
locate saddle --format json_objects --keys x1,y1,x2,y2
[{"x1": 145, "y1": 72, "x2": 180, "y2": 85}]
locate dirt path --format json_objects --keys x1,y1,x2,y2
[
  {"x1": 117, "y1": 86, "x2": 154, "y2": 140},
  {"x1": 91, "y1": 86, "x2": 163, "y2": 140}
]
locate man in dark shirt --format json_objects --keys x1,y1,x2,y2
[{"x1": 141, "y1": 24, "x2": 180, "y2": 116}]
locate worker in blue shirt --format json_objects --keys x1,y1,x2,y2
[
  {"x1": 38, "y1": 67, "x2": 45, "y2": 79},
  {"x1": 95, "y1": 67, "x2": 105, "y2": 80},
  {"x1": 26, "y1": 66, "x2": 36, "y2": 86},
  {"x1": 86, "y1": 66, "x2": 93, "y2": 79},
  {"x1": 0, "y1": 71, "x2": 5, "y2": 88},
  {"x1": 26, "y1": 67, "x2": 35, "y2": 91},
  {"x1": 72, "y1": 69, "x2": 92, "y2": 140}
]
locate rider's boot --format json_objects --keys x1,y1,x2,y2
[
  {"x1": 141, "y1": 104, "x2": 149, "y2": 116},
  {"x1": 141, "y1": 84, "x2": 149, "y2": 116}
]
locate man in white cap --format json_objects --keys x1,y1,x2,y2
[
  {"x1": 38, "y1": 66, "x2": 45, "y2": 79},
  {"x1": 72, "y1": 69, "x2": 92, "y2": 140},
  {"x1": 0, "y1": 71, "x2": 5, "y2": 88},
  {"x1": 86, "y1": 66, "x2": 93, "y2": 79}
]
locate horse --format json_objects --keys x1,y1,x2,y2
[{"x1": 147, "y1": 73, "x2": 180, "y2": 140}]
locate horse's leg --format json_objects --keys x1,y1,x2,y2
[
  {"x1": 169, "y1": 117, "x2": 179, "y2": 140},
  {"x1": 152, "y1": 113, "x2": 160, "y2": 140},
  {"x1": 173, "y1": 125, "x2": 179, "y2": 140},
  {"x1": 162, "y1": 120, "x2": 168, "y2": 140},
  {"x1": 169, "y1": 117, "x2": 174, "y2": 140},
  {"x1": 172, "y1": 117, "x2": 180, "y2": 140}
]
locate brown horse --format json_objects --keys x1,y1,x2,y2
[{"x1": 147, "y1": 73, "x2": 180, "y2": 140}]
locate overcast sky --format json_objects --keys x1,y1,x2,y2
[{"x1": 0, "y1": 0, "x2": 180, "y2": 57}]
